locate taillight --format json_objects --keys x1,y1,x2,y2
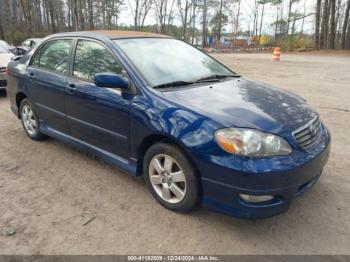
[{"x1": 5, "y1": 67, "x2": 9, "y2": 76}]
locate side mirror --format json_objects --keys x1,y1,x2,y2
[{"x1": 94, "y1": 72, "x2": 129, "y2": 89}]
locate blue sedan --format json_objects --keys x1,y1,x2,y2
[{"x1": 6, "y1": 31, "x2": 330, "y2": 219}]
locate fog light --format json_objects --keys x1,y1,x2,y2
[{"x1": 239, "y1": 194, "x2": 274, "y2": 203}]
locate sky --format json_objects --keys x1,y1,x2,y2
[{"x1": 118, "y1": 0, "x2": 317, "y2": 34}]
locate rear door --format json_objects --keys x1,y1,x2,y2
[
  {"x1": 27, "y1": 38, "x2": 73, "y2": 133},
  {"x1": 65, "y1": 38, "x2": 130, "y2": 159}
]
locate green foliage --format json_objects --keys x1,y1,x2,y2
[
  {"x1": 6, "y1": 31, "x2": 26, "y2": 45},
  {"x1": 275, "y1": 34, "x2": 315, "y2": 51},
  {"x1": 3, "y1": 30, "x2": 48, "y2": 45},
  {"x1": 210, "y1": 12, "x2": 228, "y2": 37}
]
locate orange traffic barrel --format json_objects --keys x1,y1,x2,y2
[{"x1": 272, "y1": 47, "x2": 281, "y2": 61}]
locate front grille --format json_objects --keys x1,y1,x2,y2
[
  {"x1": 293, "y1": 116, "x2": 322, "y2": 149},
  {"x1": 0, "y1": 79, "x2": 7, "y2": 87},
  {"x1": 0, "y1": 67, "x2": 6, "y2": 73}
]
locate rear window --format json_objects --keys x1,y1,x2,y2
[{"x1": 31, "y1": 39, "x2": 73, "y2": 75}]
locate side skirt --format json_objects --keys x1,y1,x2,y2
[{"x1": 39, "y1": 122, "x2": 138, "y2": 176}]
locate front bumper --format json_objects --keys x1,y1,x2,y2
[{"x1": 195, "y1": 129, "x2": 331, "y2": 219}]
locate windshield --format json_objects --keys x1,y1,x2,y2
[{"x1": 114, "y1": 38, "x2": 234, "y2": 87}]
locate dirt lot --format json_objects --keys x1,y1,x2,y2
[{"x1": 0, "y1": 53, "x2": 349, "y2": 255}]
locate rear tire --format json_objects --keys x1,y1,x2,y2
[
  {"x1": 20, "y1": 99, "x2": 46, "y2": 140},
  {"x1": 143, "y1": 142, "x2": 199, "y2": 212}
]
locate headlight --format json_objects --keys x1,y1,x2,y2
[{"x1": 215, "y1": 128, "x2": 292, "y2": 157}]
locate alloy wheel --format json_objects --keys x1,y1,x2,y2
[
  {"x1": 21, "y1": 104, "x2": 37, "y2": 136},
  {"x1": 148, "y1": 154, "x2": 187, "y2": 204}
]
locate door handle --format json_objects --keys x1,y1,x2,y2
[
  {"x1": 28, "y1": 72, "x2": 34, "y2": 79},
  {"x1": 66, "y1": 83, "x2": 76, "y2": 94}
]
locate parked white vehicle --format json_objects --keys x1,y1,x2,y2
[
  {"x1": 0, "y1": 40, "x2": 17, "y2": 54},
  {"x1": 0, "y1": 44, "x2": 14, "y2": 89}
]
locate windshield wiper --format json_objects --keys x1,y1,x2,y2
[
  {"x1": 153, "y1": 74, "x2": 241, "y2": 89},
  {"x1": 195, "y1": 74, "x2": 240, "y2": 82},
  {"x1": 153, "y1": 80, "x2": 194, "y2": 89}
]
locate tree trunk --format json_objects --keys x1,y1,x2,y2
[
  {"x1": 274, "y1": 4, "x2": 279, "y2": 37},
  {"x1": 73, "y1": 0, "x2": 79, "y2": 31},
  {"x1": 259, "y1": 3, "x2": 265, "y2": 44},
  {"x1": 253, "y1": 0, "x2": 259, "y2": 38},
  {"x1": 87, "y1": 0, "x2": 94, "y2": 30},
  {"x1": 287, "y1": 0, "x2": 293, "y2": 34},
  {"x1": 346, "y1": 19, "x2": 350, "y2": 49},
  {"x1": 0, "y1": 1, "x2": 6, "y2": 40},
  {"x1": 329, "y1": 0, "x2": 336, "y2": 49},
  {"x1": 202, "y1": 0, "x2": 207, "y2": 47},
  {"x1": 217, "y1": 0, "x2": 223, "y2": 43},
  {"x1": 191, "y1": 1, "x2": 197, "y2": 44},
  {"x1": 320, "y1": 0, "x2": 329, "y2": 48},
  {"x1": 19, "y1": 0, "x2": 30, "y2": 36},
  {"x1": 315, "y1": 0, "x2": 322, "y2": 48},
  {"x1": 0, "y1": 0, "x2": 5, "y2": 40},
  {"x1": 183, "y1": 0, "x2": 189, "y2": 40},
  {"x1": 134, "y1": 0, "x2": 139, "y2": 29},
  {"x1": 235, "y1": 0, "x2": 241, "y2": 37},
  {"x1": 78, "y1": 0, "x2": 85, "y2": 30},
  {"x1": 342, "y1": 0, "x2": 350, "y2": 48},
  {"x1": 48, "y1": 0, "x2": 56, "y2": 33}
]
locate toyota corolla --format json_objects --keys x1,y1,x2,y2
[{"x1": 6, "y1": 31, "x2": 330, "y2": 219}]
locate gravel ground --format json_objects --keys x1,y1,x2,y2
[{"x1": 0, "y1": 53, "x2": 349, "y2": 255}]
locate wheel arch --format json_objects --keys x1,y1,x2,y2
[
  {"x1": 136, "y1": 134, "x2": 200, "y2": 179},
  {"x1": 15, "y1": 92, "x2": 27, "y2": 118}
]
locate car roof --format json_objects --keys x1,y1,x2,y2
[
  {"x1": 26, "y1": 38, "x2": 43, "y2": 42},
  {"x1": 50, "y1": 30, "x2": 170, "y2": 40}
]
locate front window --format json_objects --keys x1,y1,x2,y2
[
  {"x1": 73, "y1": 39, "x2": 123, "y2": 82},
  {"x1": 114, "y1": 38, "x2": 233, "y2": 87}
]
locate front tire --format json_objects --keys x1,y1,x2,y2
[
  {"x1": 20, "y1": 99, "x2": 46, "y2": 140},
  {"x1": 143, "y1": 142, "x2": 199, "y2": 212}
]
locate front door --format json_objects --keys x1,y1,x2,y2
[{"x1": 65, "y1": 39, "x2": 130, "y2": 160}]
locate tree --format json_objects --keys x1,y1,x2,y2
[
  {"x1": 210, "y1": 10, "x2": 228, "y2": 43},
  {"x1": 128, "y1": 0, "x2": 153, "y2": 30},
  {"x1": 189, "y1": 0, "x2": 198, "y2": 44},
  {"x1": 315, "y1": 0, "x2": 322, "y2": 48},
  {"x1": 258, "y1": 0, "x2": 270, "y2": 43},
  {"x1": 320, "y1": 0, "x2": 330, "y2": 48},
  {"x1": 216, "y1": 0, "x2": 224, "y2": 42},
  {"x1": 234, "y1": 0, "x2": 241, "y2": 36},
  {"x1": 252, "y1": 0, "x2": 259, "y2": 38},
  {"x1": 342, "y1": 0, "x2": 350, "y2": 48},
  {"x1": 287, "y1": 0, "x2": 300, "y2": 34},
  {"x1": 271, "y1": 0, "x2": 283, "y2": 37},
  {"x1": 154, "y1": 0, "x2": 176, "y2": 34},
  {"x1": 202, "y1": 0, "x2": 208, "y2": 47},
  {"x1": 329, "y1": 0, "x2": 336, "y2": 48},
  {"x1": 0, "y1": 0, "x2": 5, "y2": 40},
  {"x1": 178, "y1": 0, "x2": 190, "y2": 39}
]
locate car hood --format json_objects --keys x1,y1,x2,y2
[
  {"x1": 161, "y1": 78, "x2": 317, "y2": 134},
  {"x1": 0, "y1": 53, "x2": 14, "y2": 67}
]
